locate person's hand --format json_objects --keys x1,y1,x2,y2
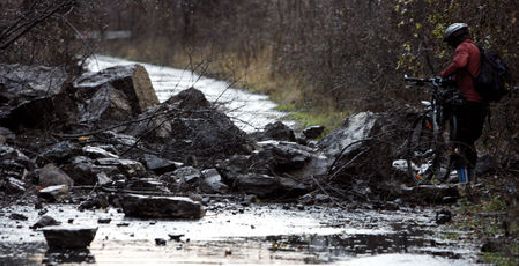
[{"x1": 432, "y1": 76, "x2": 443, "y2": 86}]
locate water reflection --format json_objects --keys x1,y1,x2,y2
[
  {"x1": 42, "y1": 249, "x2": 95, "y2": 265},
  {"x1": 263, "y1": 231, "x2": 464, "y2": 263},
  {"x1": 0, "y1": 204, "x2": 476, "y2": 265}
]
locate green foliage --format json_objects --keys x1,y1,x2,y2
[
  {"x1": 286, "y1": 111, "x2": 347, "y2": 137},
  {"x1": 274, "y1": 104, "x2": 298, "y2": 112},
  {"x1": 441, "y1": 231, "x2": 460, "y2": 240},
  {"x1": 482, "y1": 252, "x2": 519, "y2": 266},
  {"x1": 482, "y1": 197, "x2": 507, "y2": 212}
]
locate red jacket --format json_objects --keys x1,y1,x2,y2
[{"x1": 440, "y1": 39, "x2": 482, "y2": 103}]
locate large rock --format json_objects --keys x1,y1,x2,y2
[
  {"x1": 122, "y1": 194, "x2": 205, "y2": 219},
  {"x1": 235, "y1": 174, "x2": 280, "y2": 198},
  {"x1": 172, "y1": 166, "x2": 201, "y2": 184},
  {"x1": 126, "y1": 88, "x2": 251, "y2": 166},
  {"x1": 31, "y1": 164, "x2": 74, "y2": 188},
  {"x1": 37, "y1": 142, "x2": 81, "y2": 166},
  {"x1": 33, "y1": 216, "x2": 61, "y2": 229},
  {"x1": 0, "y1": 177, "x2": 26, "y2": 194},
  {"x1": 303, "y1": 126, "x2": 325, "y2": 140},
  {"x1": 125, "y1": 178, "x2": 169, "y2": 192},
  {"x1": 98, "y1": 131, "x2": 137, "y2": 147},
  {"x1": 1, "y1": 64, "x2": 159, "y2": 131},
  {"x1": 95, "y1": 158, "x2": 146, "y2": 178},
  {"x1": 261, "y1": 121, "x2": 296, "y2": 142},
  {"x1": 76, "y1": 84, "x2": 133, "y2": 126},
  {"x1": 43, "y1": 227, "x2": 97, "y2": 250},
  {"x1": 142, "y1": 154, "x2": 181, "y2": 175},
  {"x1": 74, "y1": 64, "x2": 158, "y2": 116},
  {"x1": 62, "y1": 161, "x2": 119, "y2": 186},
  {"x1": 234, "y1": 174, "x2": 310, "y2": 198},
  {"x1": 216, "y1": 141, "x2": 328, "y2": 187},
  {"x1": 216, "y1": 155, "x2": 259, "y2": 184},
  {"x1": 0, "y1": 127, "x2": 15, "y2": 144},
  {"x1": 257, "y1": 141, "x2": 312, "y2": 172},
  {"x1": 164, "y1": 166, "x2": 202, "y2": 192},
  {"x1": 318, "y1": 112, "x2": 408, "y2": 187},
  {"x1": 319, "y1": 112, "x2": 379, "y2": 158},
  {"x1": 279, "y1": 177, "x2": 311, "y2": 197},
  {"x1": 255, "y1": 141, "x2": 329, "y2": 178},
  {"x1": 0, "y1": 93, "x2": 78, "y2": 131},
  {"x1": 82, "y1": 146, "x2": 118, "y2": 159},
  {"x1": 0, "y1": 64, "x2": 66, "y2": 110},
  {"x1": 0, "y1": 145, "x2": 34, "y2": 179},
  {"x1": 200, "y1": 169, "x2": 228, "y2": 193}
]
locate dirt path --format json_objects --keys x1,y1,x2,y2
[{"x1": 86, "y1": 55, "x2": 295, "y2": 133}]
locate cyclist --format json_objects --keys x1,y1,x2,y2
[{"x1": 439, "y1": 23, "x2": 488, "y2": 183}]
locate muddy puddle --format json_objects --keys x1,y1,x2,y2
[{"x1": 0, "y1": 201, "x2": 478, "y2": 265}]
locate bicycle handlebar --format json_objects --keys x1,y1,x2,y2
[
  {"x1": 404, "y1": 75, "x2": 450, "y2": 87},
  {"x1": 404, "y1": 75, "x2": 438, "y2": 83}
]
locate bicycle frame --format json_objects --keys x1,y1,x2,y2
[
  {"x1": 406, "y1": 76, "x2": 448, "y2": 140},
  {"x1": 405, "y1": 75, "x2": 458, "y2": 183}
]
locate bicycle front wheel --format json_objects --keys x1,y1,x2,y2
[
  {"x1": 406, "y1": 116, "x2": 435, "y2": 183},
  {"x1": 406, "y1": 115, "x2": 453, "y2": 184}
]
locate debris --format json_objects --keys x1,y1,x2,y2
[
  {"x1": 200, "y1": 169, "x2": 229, "y2": 193},
  {"x1": 97, "y1": 217, "x2": 112, "y2": 224},
  {"x1": 1, "y1": 177, "x2": 26, "y2": 194},
  {"x1": 168, "y1": 234, "x2": 185, "y2": 242},
  {"x1": 126, "y1": 88, "x2": 251, "y2": 165},
  {"x1": 436, "y1": 209, "x2": 452, "y2": 225},
  {"x1": 262, "y1": 121, "x2": 296, "y2": 142},
  {"x1": 9, "y1": 213, "x2": 28, "y2": 221},
  {"x1": 122, "y1": 194, "x2": 205, "y2": 219},
  {"x1": 303, "y1": 126, "x2": 325, "y2": 140},
  {"x1": 37, "y1": 184, "x2": 70, "y2": 202},
  {"x1": 32, "y1": 216, "x2": 60, "y2": 229},
  {"x1": 235, "y1": 174, "x2": 279, "y2": 198},
  {"x1": 82, "y1": 146, "x2": 119, "y2": 159},
  {"x1": 96, "y1": 158, "x2": 146, "y2": 178},
  {"x1": 402, "y1": 185, "x2": 460, "y2": 204},
  {"x1": 142, "y1": 154, "x2": 181, "y2": 175},
  {"x1": 155, "y1": 238, "x2": 167, "y2": 246}
]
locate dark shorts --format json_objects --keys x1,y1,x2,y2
[{"x1": 451, "y1": 102, "x2": 488, "y2": 168}]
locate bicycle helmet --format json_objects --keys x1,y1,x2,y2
[{"x1": 443, "y1": 23, "x2": 469, "y2": 43}]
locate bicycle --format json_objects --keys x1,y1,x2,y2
[{"x1": 404, "y1": 75, "x2": 464, "y2": 184}]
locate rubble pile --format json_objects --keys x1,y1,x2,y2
[{"x1": 0, "y1": 62, "x2": 463, "y2": 233}]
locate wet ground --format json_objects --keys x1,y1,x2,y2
[
  {"x1": 86, "y1": 55, "x2": 295, "y2": 132},
  {"x1": 0, "y1": 57, "x2": 480, "y2": 265},
  {"x1": 0, "y1": 200, "x2": 479, "y2": 265}
]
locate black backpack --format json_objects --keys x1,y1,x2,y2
[{"x1": 474, "y1": 46, "x2": 511, "y2": 102}]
